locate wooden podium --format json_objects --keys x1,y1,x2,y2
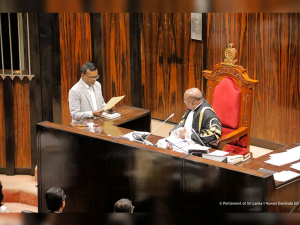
[{"x1": 37, "y1": 106, "x2": 300, "y2": 212}]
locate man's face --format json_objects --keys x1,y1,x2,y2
[
  {"x1": 184, "y1": 93, "x2": 194, "y2": 110},
  {"x1": 81, "y1": 69, "x2": 98, "y2": 86}
]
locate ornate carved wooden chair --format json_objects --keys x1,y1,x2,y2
[{"x1": 202, "y1": 43, "x2": 258, "y2": 155}]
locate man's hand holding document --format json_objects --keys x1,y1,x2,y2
[
  {"x1": 102, "y1": 96, "x2": 125, "y2": 111},
  {"x1": 100, "y1": 96, "x2": 125, "y2": 119}
]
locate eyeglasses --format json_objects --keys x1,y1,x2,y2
[
  {"x1": 84, "y1": 74, "x2": 99, "y2": 80},
  {"x1": 63, "y1": 195, "x2": 67, "y2": 201}
]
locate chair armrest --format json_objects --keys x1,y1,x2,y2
[{"x1": 210, "y1": 126, "x2": 249, "y2": 150}]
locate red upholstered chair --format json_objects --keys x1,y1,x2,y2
[{"x1": 202, "y1": 43, "x2": 258, "y2": 155}]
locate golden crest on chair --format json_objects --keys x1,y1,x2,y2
[{"x1": 224, "y1": 43, "x2": 238, "y2": 65}]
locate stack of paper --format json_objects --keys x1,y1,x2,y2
[
  {"x1": 291, "y1": 162, "x2": 300, "y2": 171},
  {"x1": 207, "y1": 150, "x2": 229, "y2": 156},
  {"x1": 100, "y1": 112, "x2": 121, "y2": 119},
  {"x1": 264, "y1": 150, "x2": 300, "y2": 166},
  {"x1": 273, "y1": 170, "x2": 300, "y2": 182}
]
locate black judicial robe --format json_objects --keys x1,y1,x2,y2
[{"x1": 173, "y1": 99, "x2": 222, "y2": 145}]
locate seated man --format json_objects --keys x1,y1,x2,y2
[
  {"x1": 172, "y1": 88, "x2": 222, "y2": 145},
  {"x1": 45, "y1": 187, "x2": 66, "y2": 213},
  {"x1": 114, "y1": 199, "x2": 134, "y2": 213},
  {"x1": 69, "y1": 62, "x2": 107, "y2": 122}
]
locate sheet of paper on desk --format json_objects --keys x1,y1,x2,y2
[
  {"x1": 287, "y1": 145, "x2": 300, "y2": 153},
  {"x1": 273, "y1": 170, "x2": 300, "y2": 182},
  {"x1": 102, "y1": 96, "x2": 125, "y2": 111},
  {"x1": 271, "y1": 150, "x2": 300, "y2": 158},
  {"x1": 265, "y1": 150, "x2": 300, "y2": 166},
  {"x1": 265, "y1": 157, "x2": 300, "y2": 166},
  {"x1": 291, "y1": 162, "x2": 300, "y2": 171},
  {"x1": 207, "y1": 150, "x2": 229, "y2": 156}
]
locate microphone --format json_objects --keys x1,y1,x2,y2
[
  {"x1": 165, "y1": 139, "x2": 189, "y2": 154},
  {"x1": 191, "y1": 128, "x2": 205, "y2": 146},
  {"x1": 142, "y1": 113, "x2": 175, "y2": 143},
  {"x1": 132, "y1": 132, "x2": 154, "y2": 146}
]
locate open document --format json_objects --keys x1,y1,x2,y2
[
  {"x1": 156, "y1": 136, "x2": 210, "y2": 154},
  {"x1": 102, "y1": 96, "x2": 125, "y2": 111}
]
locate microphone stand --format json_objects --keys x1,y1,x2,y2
[
  {"x1": 191, "y1": 128, "x2": 206, "y2": 146},
  {"x1": 165, "y1": 139, "x2": 189, "y2": 154},
  {"x1": 143, "y1": 113, "x2": 175, "y2": 144}
]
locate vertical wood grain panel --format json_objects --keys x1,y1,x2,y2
[
  {"x1": 0, "y1": 81, "x2": 5, "y2": 167},
  {"x1": 141, "y1": 13, "x2": 203, "y2": 123},
  {"x1": 207, "y1": 13, "x2": 300, "y2": 145},
  {"x1": 13, "y1": 79, "x2": 31, "y2": 168},
  {"x1": 60, "y1": 13, "x2": 92, "y2": 125},
  {"x1": 102, "y1": 13, "x2": 131, "y2": 108}
]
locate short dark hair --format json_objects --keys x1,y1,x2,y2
[
  {"x1": 45, "y1": 187, "x2": 65, "y2": 211},
  {"x1": 81, "y1": 62, "x2": 97, "y2": 75},
  {"x1": 114, "y1": 199, "x2": 133, "y2": 212},
  {"x1": 0, "y1": 181, "x2": 3, "y2": 206}
]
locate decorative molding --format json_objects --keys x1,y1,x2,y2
[
  {"x1": 207, "y1": 86, "x2": 212, "y2": 104},
  {"x1": 204, "y1": 67, "x2": 255, "y2": 89},
  {"x1": 243, "y1": 93, "x2": 250, "y2": 127},
  {"x1": 0, "y1": 74, "x2": 34, "y2": 81}
]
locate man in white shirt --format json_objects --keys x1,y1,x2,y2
[
  {"x1": 69, "y1": 62, "x2": 108, "y2": 122},
  {"x1": 172, "y1": 88, "x2": 222, "y2": 145}
]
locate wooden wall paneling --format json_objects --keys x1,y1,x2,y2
[
  {"x1": 268, "y1": 13, "x2": 280, "y2": 143},
  {"x1": 13, "y1": 79, "x2": 31, "y2": 169},
  {"x1": 29, "y1": 13, "x2": 42, "y2": 175},
  {"x1": 60, "y1": 13, "x2": 92, "y2": 125},
  {"x1": 0, "y1": 81, "x2": 5, "y2": 168},
  {"x1": 3, "y1": 79, "x2": 15, "y2": 175},
  {"x1": 202, "y1": 13, "x2": 208, "y2": 93},
  {"x1": 286, "y1": 13, "x2": 300, "y2": 144},
  {"x1": 130, "y1": 13, "x2": 142, "y2": 108},
  {"x1": 51, "y1": 14, "x2": 62, "y2": 125},
  {"x1": 141, "y1": 13, "x2": 203, "y2": 123},
  {"x1": 249, "y1": 13, "x2": 264, "y2": 141},
  {"x1": 102, "y1": 13, "x2": 131, "y2": 108},
  {"x1": 141, "y1": 13, "x2": 158, "y2": 119},
  {"x1": 90, "y1": 13, "x2": 103, "y2": 85}
]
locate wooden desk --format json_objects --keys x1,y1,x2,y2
[
  {"x1": 37, "y1": 112, "x2": 300, "y2": 213},
  {"x1": 70, "y1": 106, "x2": 151, "y2": 132}
]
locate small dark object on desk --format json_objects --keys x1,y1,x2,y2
[
  {"x1": 105, "y1": 109, "x2": 116, "y2": 114},
  {"x1": 188, "y1": 149, "x2": 209, "y2": 157}
]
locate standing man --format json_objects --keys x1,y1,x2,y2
[
  {"x1": 69, "y1": 62, "x2": 106, "y2": 122},
  {"x1": 172, "y1": 88, "x2": 222, "y2": 145}
]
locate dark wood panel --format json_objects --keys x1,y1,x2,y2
[
  {"x1": 102, "y1": 13, "x2": 131, "y2": 108},
  {"x1": 130, "y1": 13, "x2": 142, "y2": 108},
  {"x1": 3, "y1": 79, "x2": 15, "y2": 175},
  {"x1": 59, "y1": 13, "x2": 92, "y2": 125},
  {"x1": 141, "y1": 13, "x2": 203, "y2": 123},
  {"x1": 39, "y1": 13, "x2": 54, "y2": 122},
  {"x1": 39, "y1": 121, "x2": 300, "y2": 212},
  {"x1": 90, "y1": 13, "x2": 103, "y2": 85},
  {"x1": 0, "y1": 80, "x2": 5, "y2": 168},
  {"x1": 206, "y1": 13, "x2": 300, "y2": 145},
  {"x1": 29, "y1": 13, "x2": 42, "y2": 175},
  {"x1": 13, "y1": 79, "x2": 31, "y2": 168},
  {"x1": 51, "y1": 13, "x2": 62, "y2": 125}
]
